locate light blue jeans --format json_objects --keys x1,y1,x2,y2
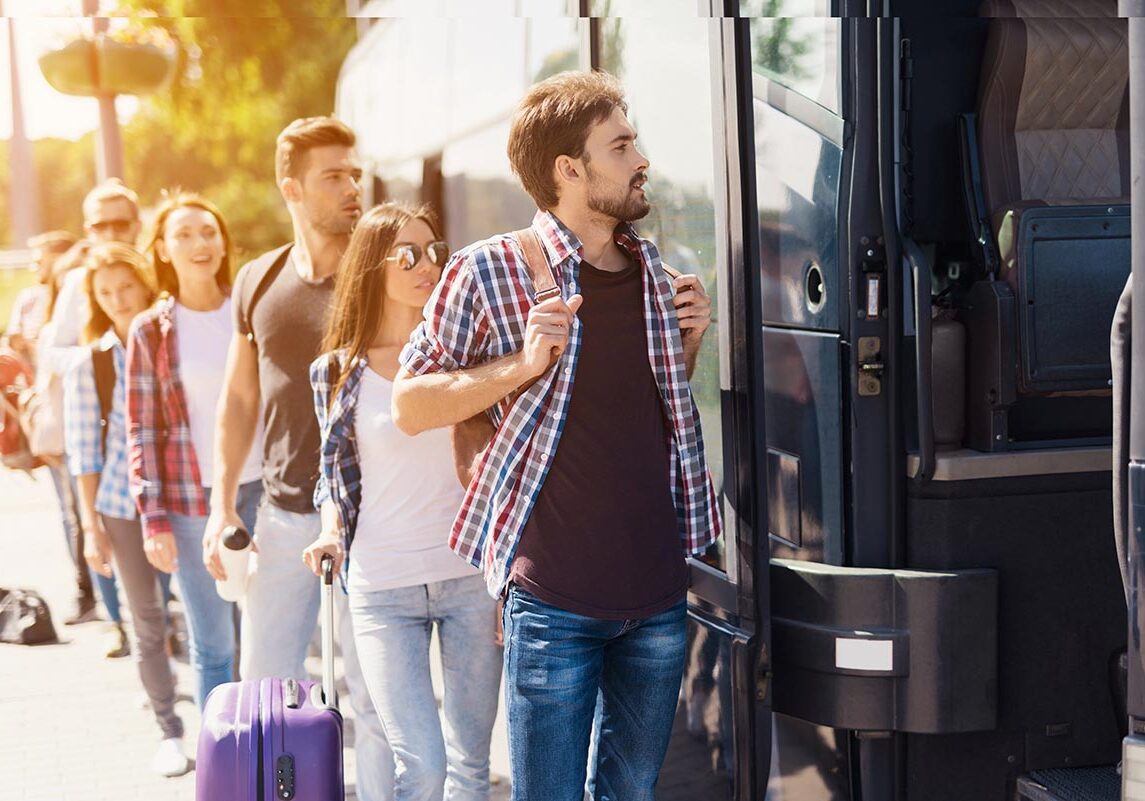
[
  {"x1": 48, "y1": 461, "x2": 124, "y2": 622},
  {"x1": 349, "y1": 573, "x2": 503, "y2": 801},
  {"x1": 168, "y1": 480, "x2": 261, "y2": 708},
  {"x1": 502, "y1": 586, "x2": 687, "y2": 801},
  {"x1": 241, "y1": 501, "x2": 395, "y2": 801}
]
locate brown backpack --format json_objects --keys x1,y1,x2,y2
[{"x1": 450, "y1": 228, "x2": 558, "y2": 488}]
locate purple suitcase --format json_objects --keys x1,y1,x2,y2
[{"x1": 196, "y1": 557, "x2": 344, "y2": 801}]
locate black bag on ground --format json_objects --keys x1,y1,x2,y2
[{"x1": 0, "y1": 588, "x2": 59, "y2": 645}]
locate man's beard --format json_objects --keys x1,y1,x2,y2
[
  {"x1": 585, "y1": 164, "x2": 651, "y2": 223},
  {"x1": 309, "y1": 203, "x2": 358, "y2": 237}
]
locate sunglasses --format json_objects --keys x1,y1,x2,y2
[
  {"x1": 384, "y1": 241, "x2": 450, "y2": 271},
  {"x1": 89, "y1": 219, "x2": 135, "y2": 234}
]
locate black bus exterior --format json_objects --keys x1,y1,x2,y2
[{"x1": 336, "y1": 2, "x2": 1139, "y2": 799}]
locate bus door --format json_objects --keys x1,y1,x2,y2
[
  {"x1": 584, "y1": 3, "x2": 774, "y2": 798},
  {"x1": 743, "y1": 3, "x2": 1000, "y2": 800}
]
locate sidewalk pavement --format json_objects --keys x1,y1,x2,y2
[{"x1": 0, "y1": 467, "x2": 511, "y2": 800}]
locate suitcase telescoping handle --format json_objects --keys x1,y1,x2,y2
[{"x1": 320, "y1": 555, "x2": 337, "y2": 709}]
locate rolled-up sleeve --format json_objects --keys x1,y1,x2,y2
[
  {"x1": 63, "y1": 357, "x2": 102, "y2": 478},
  {"x1": 399, "y1": 252, "x2": 489, "y2": 376}
]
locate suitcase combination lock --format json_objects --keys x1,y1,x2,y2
[{"x1": 276, "y1": 754, "x2": 296, "y2": 800}]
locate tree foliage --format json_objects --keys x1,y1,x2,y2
[
  {"x1": 117, "y1": 1, "x2": 357, "y2": 256},
  {"x1": 3, "y1": 2, "x2": 357, "y2": 257}
]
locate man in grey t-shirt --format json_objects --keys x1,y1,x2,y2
[{"x1": 203, "y1": 117, "x2": 393, "y2": 801}]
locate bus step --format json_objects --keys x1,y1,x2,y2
[{"x1": 1016, "y1": 766, "x2": 1120, "y2": 801}]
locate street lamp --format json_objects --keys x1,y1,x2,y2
[{"x1": 36, "y1": 0, "x2": 176, "y2": 181}]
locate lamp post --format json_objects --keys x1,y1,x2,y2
[
  {"x1": 82, "y1": 0, "x2": 123, "y2": 180},
  {"x1": 5, "y1": 8, "x2": 42, "y2": 244}
]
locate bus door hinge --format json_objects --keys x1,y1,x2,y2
[
  {"x1": 858, "y1": 336, "x2": 884, "y2": 397},
  {"x1": 756, "y1": 642, "x2": 772, "y2": 702}
]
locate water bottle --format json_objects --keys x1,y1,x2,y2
[{"x1": 215, "y1": 526, "x2": 252, "y2": 602}]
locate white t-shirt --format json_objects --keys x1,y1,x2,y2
[
  {"x1": 349, "y1": 367, "x2": 476, "y2": 593},
  {"x1": 174, "y1": 299, "x2": 263, "y2": 487}
]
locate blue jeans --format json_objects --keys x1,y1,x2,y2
[
  {"x1": 241, "y1": 501, "x2": 394, "y2": 801},
  {"x1": 168, "y1": 480, "x2": 261, "y2": 708},
  {"x1": 48, "y1": 461, "x2": 123, "y2": 623},
  {"x1": 502, "y1": 586, "x2": 687, "y2": 801},
  {"x1": 349, "y1": 573, "x2": 502, "y2": 801}
]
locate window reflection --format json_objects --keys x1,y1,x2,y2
[
  {"x1": 377, "y1": 158, "x2": 423, "y2": 206},
  {"x1": 590, "y1": 0, "x2": 706, "y2": 16},
  {"x1": 740, "y1": 0, "x2": 832, "y2": 16},
  {"x1": 747, "y1": 15, "x2": 842, "y2": 114},
  {"x1": 441, "y1": 120, "x2": 537, "y2": 249},
  {"x1": 598, "y1": 16, "x2": 728, "y2": 574}
]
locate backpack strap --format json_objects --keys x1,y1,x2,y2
[
  {"x1": 91, "y1": 344, "x2": 116, "y2": 458},
  {"x1": 512, "y1": 228, "x2": 561, "y2": 303},
  {"x1": 512, "y1": 227, "x2": 682, "y2": 296},
  {"x1": 237, "y1": 244, "x2": 293, "y2": 347}
]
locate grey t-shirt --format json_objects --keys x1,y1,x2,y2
[{"x1": 233, "y1": 248, "x2": 333, "y2": 513}]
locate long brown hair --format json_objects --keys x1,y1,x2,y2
[
  {"x1": 322, "y1": 201, "x2": 441, "y2": 405},
  {"x1": 144, "y1": 191, "x2": 233, "y2": 298},
  {"x1": 81, "y1": 242, "x2": 157, "y2": 344}
]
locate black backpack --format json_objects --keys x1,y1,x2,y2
[
  {"x1": 235, "y1": 244, "x2": 293, "y2": 348},
  {"x1": 0, "y1": 587, "x2": 58, "y2": 645},
  {"x1": 90, "y1": 343, "x2": 116, "y2": 458}
]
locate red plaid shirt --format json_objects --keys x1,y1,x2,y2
[{"x1": 125, "y1": 296, "x2": 208, "y2": 539}]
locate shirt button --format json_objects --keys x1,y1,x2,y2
[
  {"x1": 564, "y1": 367, "x2": 571, "y2": 375},
  {"x1": 540, "y1": 452, "x2": 549, "y2": 461}
]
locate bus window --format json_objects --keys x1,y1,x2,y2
[
  {"x1": 440, "y1": 121, "x2": 536, "y2": 250},
  {"x1": 589, "y1": 0, "x2": 708, "y2": 16},
  {"x1": 596, "y1": 14, "x2": 729, "y2": 575},
  {"x1": 739, "y1": 0, "x2": 832, "y2": 16},
  {"x1": 745, "y1": 12, "x2": 842, "y2": 116},
  {"x1": 375, "y1": 158, "x2": 422, "y2": 207},
  {"x1": 526, "y1": 17, "x2": 580, "y2": 81}
]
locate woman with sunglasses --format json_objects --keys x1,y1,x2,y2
[
  {"x1": 303, "y1": 202, "x2": 501, "y2": 801},
  {"x1": 125, "y1": 192, "x2": 264, "y2": 709}
]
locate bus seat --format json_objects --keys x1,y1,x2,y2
[{"x1": 962, "y1": 0, "x2": 1130, "y2": 449}]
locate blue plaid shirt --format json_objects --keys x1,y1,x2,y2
[
  {"x1": 310, "y1": 349, "x2": 365, "y2": 586},
  {"x1": 64, "y1": 330, "x2": 136, "y2": 520}
]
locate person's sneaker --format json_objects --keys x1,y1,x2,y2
[
  {"x1": 151, "y1": 738, "x2": 190, "y2": 777},
  {"x1": 104, "y1": 623, "x2": 130, "y2": 659},
  {"x1": 64, "y1": 600, "x2": 100, "y2": 626}
]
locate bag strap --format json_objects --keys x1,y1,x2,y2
[
  {"x1": 238, "y1": 244, "x2": 293, "y2": 347},
  {"x1": 512, "y1": 228, "x2": 681, "y2": 295},
  {"x1": 91, "y1": 344, "x2": 116, "y2": 458},
  {"x1": 512, "y1": 228, "x2": 561, "y2": 303}
]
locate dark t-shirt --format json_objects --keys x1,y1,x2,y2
[
  {"x1": 508, "y1": 258, "x2": 687, "y2": 620},
  {"x1": 233, "y1": 250, "x2": 333, "y2": 513}
]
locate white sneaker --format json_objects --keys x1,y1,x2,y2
[{"x1": 151, "y1": 737, "x2": 190, "y2": 777}]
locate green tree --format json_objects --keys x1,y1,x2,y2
[{"x1": 113, "y1": 1, "x2": 357, "y2": 257}]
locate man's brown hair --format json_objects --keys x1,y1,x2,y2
[
  {"x1": 275, "y1": 116, "x2": 357, "y2": 184},
  {"x1": 507, "y1": 70, "x2": 628, "y2": 210}
]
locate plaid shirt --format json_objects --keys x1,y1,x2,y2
[
  {"x1": 310, "y1": 350, "x2": 366, "y2": 586},
  {"x1": 125, "y1": 297, "x2": 207, "y2": 539},
  {"x1": 400, "y1": 210, "x2": 722, "y2": 599},
  {"x1": 64, "y1": 330, "x2": 136, "y2": 520}
]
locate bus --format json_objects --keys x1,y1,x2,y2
[{"x1": 336, "y1": 2, "x2": 1140, "y2": 799}]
